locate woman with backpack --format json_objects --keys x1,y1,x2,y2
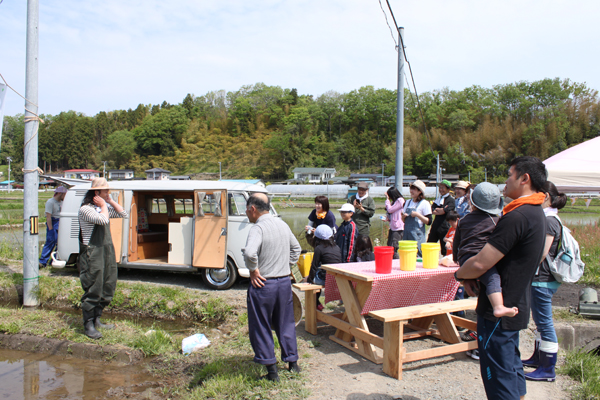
[{"x1": 522, "y1": 181, "x2": 567, "y2": 382}]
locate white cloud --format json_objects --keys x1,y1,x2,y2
[{"x1": 1, "y1": 0, "x2": 599, "y2": 117}]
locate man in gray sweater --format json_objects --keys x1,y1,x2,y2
[{"x1": 243, "y1": 193, "x2": 302, "y2": 382}]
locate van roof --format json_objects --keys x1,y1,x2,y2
[{"x1": 68, "y1": 180, "x2": 268, "y2": 193}]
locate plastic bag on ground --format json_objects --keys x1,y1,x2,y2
[{"x1": 182, "y1": 333, "x2": 211, "y2": 355}]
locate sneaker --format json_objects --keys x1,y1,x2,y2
[
  {"x1": 39, "y1": 263, "x2": 47, "y2": 269},
  {"x1": 466, "y1": 349, "x2": 480, "y2": 360},
  {"x1": 460, "y1": 330, "x2": 478, "y2": 342}
]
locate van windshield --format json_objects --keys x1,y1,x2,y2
[{"x1": 247, "y1": 192, "x2": 278, "y2": 217}]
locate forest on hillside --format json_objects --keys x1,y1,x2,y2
[{"x1": 1, "y1": 78, "x2": 599, "y2": 183}]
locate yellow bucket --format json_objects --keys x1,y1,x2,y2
[
  {"x1": 297, "y1": 252, "x2": 314, "y2": 277},
  {"x1": 421, "y1": 243, "x2": 440, "y2": 269},
  {"x1": 399, "y1": 249, "x2": 417, "y2": 271}
]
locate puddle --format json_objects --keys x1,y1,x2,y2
[{"x1": 0, "y1": 349, "x2": 155, "y2": 399}]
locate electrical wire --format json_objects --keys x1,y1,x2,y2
[
  {"x1": 378, "y1": 0, "x2": 397, "y2": 49},
  {"x1": 384, "y1": 0, "x2": 436, "y2": 157}
]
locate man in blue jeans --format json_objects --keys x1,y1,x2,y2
[
  {"x1": 243, "y1": 193, "x2": 302, "y2": 382},
  {"x1": 39, "y1": 186, "x2": 67, "y2": 268},
  {"x1": 455, "y1": 157, "x2": 548, "y2": 400}
]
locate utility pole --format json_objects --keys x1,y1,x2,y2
[
  {"x1": 23, "y1": 0, "x2": 40, "y2": 307},
  {"x1": 395, "y1": 27, "x2": 405, "y2": 190},
  {"x1": 381, "y1": 163, "x2": 385, "y2": 186},
  {"x1": 485, "y1": 167, "x2": 487, "y2": 182},
  {"x1": 218, "y1": 162, "x2": 222, "y2": 180},
  {"x1": 102, "y1": 161, "x2": 107, "y2": 178},
  {"x1": 436, "y1": 153, "x2": 441, "y2": 198},
  {"x1": 6, "y1": 157, "x2": 11, "y2": 192}
]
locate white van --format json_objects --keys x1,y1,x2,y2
[{"x1": 53, "y1": 180, "x2": 275, "y2": 289}]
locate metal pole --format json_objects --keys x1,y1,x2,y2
[
  {"x1": 381, "y1": 163, "x2": 385, "y2": 186},
  {"x1": 6, "y1": 157, "x2": 11, "y2": 192},
  {"x1": 218, "y1": 162, "x2": 222, "y2": 180},
  {"x1": 436, "y1": 153, "x2": 440, "y2": 198},
  {"x1": 395, "y1": 27, "x2": 405, "y2": 190},
  {"x1": 23, "y1": 0, "x2": 40, "y2": 307},
  {"x1": 485, "y1": 168, "x2": 487, "y2": 182},
  {"x1": 102, "y1": 161, "x2": 106, "y2": 178}
]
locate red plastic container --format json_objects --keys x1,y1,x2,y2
[{"x1": 374, "y1": 246, "x2": 394, "y2": 274}]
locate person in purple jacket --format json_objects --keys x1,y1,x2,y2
[{"x1": 385, "y1": 187, "x2": 405, "y2": 259}]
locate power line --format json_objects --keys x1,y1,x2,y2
[
  {"x1": 378, "y1": 0, "x2": 397, "y2": 49},
  {"x1": 384, "y1": 0, "x2": 435, "y2": 157}
]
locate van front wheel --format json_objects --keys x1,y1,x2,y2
[{"x1": 202, "y1": 259, "x2": 238, "y2": 290}]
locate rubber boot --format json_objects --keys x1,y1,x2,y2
[
  {"x1": 260, "y1": 364, "x2": 279, "y2": 382},
  {"x1": 83, "y1": 310, "x2": 102, "y2": 339},
  {"x1": 525, "y1": 350, "x2": 556, "y2": 382},
  {"x1": 94, "y1": 308, "x2": 115, "y2": 330},
  {"x1": 289, "y1": 361, "x2": 301, "y2": 373},
  {"x1": 522, "y1": 338, "x2": 541, "y2": 367}
]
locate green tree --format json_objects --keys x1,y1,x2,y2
[
  {"x1": 106, "y1": 130, "x2": 136, "y2": 167},
  {"x1": 133, "y1": 106, "x2": 190, "y2": 156}
]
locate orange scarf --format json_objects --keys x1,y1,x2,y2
[
  {"x1": 502, "y1": 192, "x2": 546, "y2": 215},
  {"x1": 316, "y1": 211, "x2": 327, "y2": 219}
]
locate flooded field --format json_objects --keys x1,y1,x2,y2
[{"x1": 0, "y1": 349, "x2": 155, "y2": 399}]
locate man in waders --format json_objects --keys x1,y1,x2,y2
[{"x1": 78, "y1": 178, "x2": 127, "y2": 339}]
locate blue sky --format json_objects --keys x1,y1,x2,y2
[{"x1": 1, "y1": 0, "x2": 599, "y2": 117}]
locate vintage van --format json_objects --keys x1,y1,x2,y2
[{"x1": 53, "y1": 180, "x2": 275, "y2": 289}]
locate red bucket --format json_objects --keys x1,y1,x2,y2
[{"x1": 374, "y1": 246, "x2": 394, "y2": 274}]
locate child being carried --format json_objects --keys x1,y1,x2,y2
[{"x1": 453, "y1": 182, "x2": 518, "y2": 318}]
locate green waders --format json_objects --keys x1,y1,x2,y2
[{"x1": 79, "y1": 222, "x2": 117, "y2": 338}]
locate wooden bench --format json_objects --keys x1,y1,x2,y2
[
  {"x1": 368, "y1": 298, "x2": 478, "y2": 380},
  {"x1": 292, "y1": 283, "x2": 323, "y2": 335}
]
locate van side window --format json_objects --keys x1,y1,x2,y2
[
  {"x1": 201, "y1": 194, "x2": 217, "y2": 214},
  {"x1": 175, "y1": 197, "x2": 193, "y2": 214},
  {"x1": 152, "y1": 198, "x2": 167, "y2": 214},
  {"x1": 229, "y1": 193, "x2": 247, "y2": 216}
]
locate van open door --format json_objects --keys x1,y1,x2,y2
[
  {"x1": 109, "y1": 190, "x2": 125, "y2": 263},
  {"x1": 193, "y1": 190, "x2": 228, "y2": 268}
]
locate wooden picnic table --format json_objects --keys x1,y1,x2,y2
[{"x1": 294, "y1": 259, "x2": 478, "y2": 380}]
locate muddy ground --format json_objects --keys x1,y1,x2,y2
[{"x1": 0, "y1": 262, "x2": 595, "y2": 399}]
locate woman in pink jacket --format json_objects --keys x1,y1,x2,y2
[{"x1": 385, "y1": 187, "x2": 405, "y2": 259}]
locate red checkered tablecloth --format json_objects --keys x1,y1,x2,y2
[{"x1": 324, "y1": 260, "x2": 460, "y2": 315}]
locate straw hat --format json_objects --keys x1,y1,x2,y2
[
  {"x1": 90, "y1": 177, "x2": 110, "y2": 190},
  {"x1": 470, "y1": 182, "x2": 503, "y2": 215},
  {"x1": 455, "y1": 180, "x2": 470, "y2": 190},
  {"x1": 410, "y1": 180, "x2": 426, "y2": 194}
]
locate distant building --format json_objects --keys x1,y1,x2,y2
[
  {"x1": 0, "y1": 180, "x2": 15, "y2": 190},
  {"x1": 427, "y1": 174, "x2": 460, "y2": 186},
  {"x1": 64, "y1": 169, "x2": 100, "y2": 180},
  {"x1": 292, "y1": 168, "x2": 336, "y2": 183},
  {"x1": 168, "y1": 175, "x2": 191, "y2": 181},
  {"x1": 108, "y1": 169, "x2": 135, "y2": 180},
  {"x1": 387, "y1": 175, "x2": 419, "y2": 187},
  {"x1": 145, "y1": 168, "x2": 171, "y2": 180}
]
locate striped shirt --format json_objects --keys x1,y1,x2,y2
[{"x1": 78, "y1": 204, "x2": 128, "y2": 245}]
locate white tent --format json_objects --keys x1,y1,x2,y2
[{"x1": 543, "y1": 136, "x2": 600, "y2": 193}]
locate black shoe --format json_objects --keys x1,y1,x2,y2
[
  {"x1": 39, "y1": 263, "x2": 47, "y2": 269},
  {"x1": 288, "y1": 361, "x2": 301, "y2": 373},
  {"x1": 460, "y1": 330, "x2": 478, "y2": 342},
  {"x1": 94, "y1": 309, "x2": 114, "y2": 330},
  {"x1": 82, "y1": 310, "x2": 102, "y2": 339},
  {"x1": 260, "y1": 364, "x2": 279, "y2": 382}
]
